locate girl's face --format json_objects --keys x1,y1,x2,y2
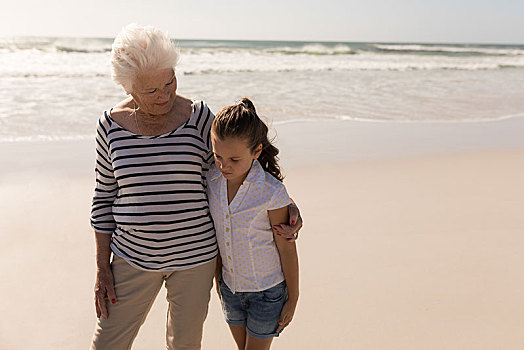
[{"x1": 211, "y1": 134, "x2": 262, "y2": 184}]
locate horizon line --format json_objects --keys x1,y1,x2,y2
[{"x1": 1, "y1": 35, "x2": 523, "y2": 46}]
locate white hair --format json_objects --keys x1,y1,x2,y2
[{"x1": 111, "y1": 23, "x2": 180, "y2": 94}]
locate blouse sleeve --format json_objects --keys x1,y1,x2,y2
[
  {"x1": 267, "y1": 182, "x2": 292, "y2": 211},
  {"x1": 90, "y1": 113, "x2": 118, "y2": 234}
]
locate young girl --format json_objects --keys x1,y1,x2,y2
[{"x1": 206, "y1": 98, "x2": 299, "y2": 350}]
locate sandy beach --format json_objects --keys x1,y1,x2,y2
[{"x1": 1, "y1": 117, "x2": 524, "y2": 349}]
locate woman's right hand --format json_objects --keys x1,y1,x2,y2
[{"x1": 94, "y1": 267, "x2": 117, "y2": 319}]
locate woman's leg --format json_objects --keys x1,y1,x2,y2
[
  {"x1": 91, "y1": 255, "x2": 164, "y2": 350},
  {"x1": 228, "y1": 325, "x2": 247, "y2": 350},
  {"x1": 164, "y1": 257, "x2": 216, "y2": 350}
]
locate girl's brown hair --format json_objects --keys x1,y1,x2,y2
[{"x1": 212, "y1": 98, "x2": 283, "y2": 181}]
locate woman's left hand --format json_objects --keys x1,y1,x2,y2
[{"x1": 273, "y1": 202, "x2": 303, "y2": 242}]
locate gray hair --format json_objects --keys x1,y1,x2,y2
[{"x1": 111, "y1": 23, "x2": 180, "y2": 94}]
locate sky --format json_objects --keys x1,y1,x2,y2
[{"x1": 1, "y1": 0, "x2": 523, "y2": 44}]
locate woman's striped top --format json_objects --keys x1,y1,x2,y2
[{"x1": 91, "y1": 100, "x2": 218, "y2": 271}]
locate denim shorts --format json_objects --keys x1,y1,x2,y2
[{"x1": 218, "y1": 275, "x2": 288, "y2": 339}]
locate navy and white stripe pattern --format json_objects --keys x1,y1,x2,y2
[{"x1": 91, "y1": 100, "x2": 218, "y2": 271}]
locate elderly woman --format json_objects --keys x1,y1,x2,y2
[{"x1": 90, "y1": 24, "x2": 301, "y2": 350}]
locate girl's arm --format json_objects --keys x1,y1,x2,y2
[
  {"x1": 269, "y1": 206, "x2": 299, "y2": 333},
  {"x1": 214, "y1": 253, "x2": 223, "y2": 302}
]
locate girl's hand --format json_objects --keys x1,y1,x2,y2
[
  {"x1": 273, "y1": 203, "x2": 303, "y2": 242},
  {"x1": 276, "y1": 300, "x2": 297, "y2": 333},
  {"x1": 94, "y1": 267, "x2": 117, "y2": 319}
]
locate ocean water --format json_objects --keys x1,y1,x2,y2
[{"x1": 1, "y1": 37, "x2": 524, "y2": 142}]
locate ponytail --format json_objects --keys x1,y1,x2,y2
[{"x1": 212, "y1": 98, "x2": 283, "y2": 181}]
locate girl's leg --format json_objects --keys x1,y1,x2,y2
[
  {"x1": 164, "y1": 257, "x2": 216, "y2": 350},
  {"x1": 245, "y1": 334, "x2": 273, "y2": 350},
  {"x1": 243, "y1": 281, "x2": 287, "y2": 350},
  {"x1": 218, "y1": 275, "x2": 250, "y2": 350},
  {"x1": 228, "y1": 325, "x2": 247, "y2": 350}
]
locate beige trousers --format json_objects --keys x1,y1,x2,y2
[{"x1": 91, "y1": 255, "x2": 216, "y2": 350}]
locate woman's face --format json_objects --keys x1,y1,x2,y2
[{"x1": 131, "y1": 68, "x2": 177, "y2": 116}]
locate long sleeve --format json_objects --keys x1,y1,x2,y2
[{"x1": 90, "y1": 113, "x2": 118, "y2": 234}]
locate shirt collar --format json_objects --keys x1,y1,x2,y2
[
  {"x1": 244, "y1": 159, "x2": 266, "y2": 187},
  {"x1": 207, "y1": 159, "x2": 266, "y2": 187}
]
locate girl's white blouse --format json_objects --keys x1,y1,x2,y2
[{"x1": 206, "y1": 160, "x2": 291, "y2": 293}]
